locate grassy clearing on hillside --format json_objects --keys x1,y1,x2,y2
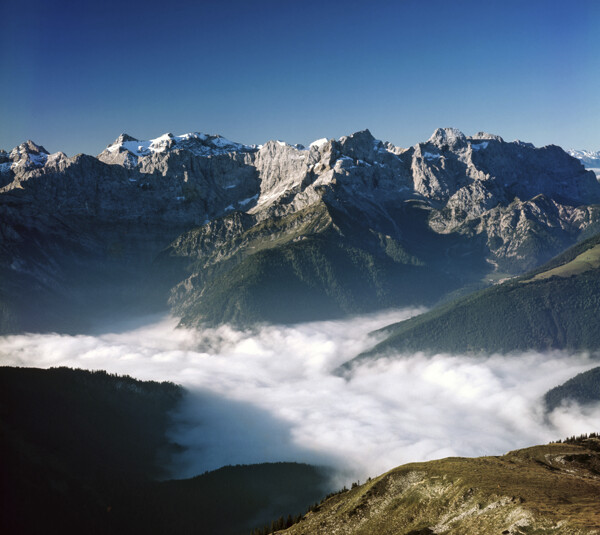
[{"x1": 525, "y1": 244, "x2": 600, "y2": 282}]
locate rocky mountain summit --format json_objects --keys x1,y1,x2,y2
[{"x1": 1, "y1": 128, "x2": 599, "y2": 331}]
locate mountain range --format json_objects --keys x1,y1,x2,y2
[
  {"x1": 2, "y1": 127, "x2": 599, "y2": 333},
  {"x1": 3, "y1": 127, "x2": 600, "y2": 533},
  {"x1": 568, "y1": 149, "x2": 600, "y2": 178}
]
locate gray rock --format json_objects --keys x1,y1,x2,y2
[{"x1": 3, "y1": 126, "x2": 600, "y2": 331}]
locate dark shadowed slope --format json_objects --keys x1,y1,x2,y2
[
  {"x1": 545, "y1": 367, "x2": 600, "y2": 411},
  {"x1": 0, "y1": 367, "x2": 331, "y2": 535}
]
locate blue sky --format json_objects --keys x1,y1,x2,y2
[{"x1": 1, "y1": 0, "x2": 599, "y2": 155}]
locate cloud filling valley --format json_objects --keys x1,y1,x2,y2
[{"x1": 1, "y1": 309, "x2": 598, "y2": 484}]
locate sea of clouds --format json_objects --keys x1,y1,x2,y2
[{"x1": 1, "y1": 308, "x2": 599, "y2": 484}]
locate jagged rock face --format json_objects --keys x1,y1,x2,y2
[
  {"x1": 249, "y1": 141, "x2": 321, "y2": 220},
  {"x1": 1, "y1": 127, "x2": 599, "y2": 331},
  {"x1": 2, "y1": 127, "x2": 597, "y2": 232},
  {"x1": 408, "y1": 129, "x2": 599, "y2": 210},
  {"x1": 2, "y1": 143, "x2": 258, "y2": 227},
  {"x1": 9, "y1": 140, "x2": 49, "y2": 166},
  {"x1": 429, "y1": 193, "x2": 600, "y2": 271}
]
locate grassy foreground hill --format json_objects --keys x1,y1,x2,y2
[
  {"x1": 355, "y1": 233, "x2": 600, "y2": 359},
  {"x1": 279, "y1": 437, "x2": 600, "y2": 535}
]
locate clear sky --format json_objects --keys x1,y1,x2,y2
[{"x1": 1, "y1": 0, "x2": 599, "y2": 156}]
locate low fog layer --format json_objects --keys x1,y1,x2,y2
[{"x1": 1, "y1": 309, "x2": 599, "y2": 483}]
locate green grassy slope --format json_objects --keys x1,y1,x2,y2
[
  {"x1": 356, "y1": 233, "x2": 600, "y2": 359},
  {"x1": 281, "y1": 438, "x2": 600, "y2": 535},
  {"x1": 528, "y1": 244, "x2": 600, "y2": 281}
]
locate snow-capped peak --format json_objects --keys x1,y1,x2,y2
[
  {"x1": 428, "y1": 127, "x2": 467, "y2": 149},
  {"x1": 104, "y1": 131, "x2": 256, "y2": 159},
  {"x1": 9, "y1": 140, "x2": 49, "y2": 158},
  {"x1": 309, "y1": 138, "x2": 329, "y2": 149},
  {"x1": 568, "y1": 148, "x2": 600, "y2": 161},
  {"x1": 112, "y1": 133, "x2": 138, "y2": 145},
  {"x1": 2, "y1": 140, "x2": 51, "y2": 172},
  {"x1": 568, "y1": 148, "x2": 600, "y2": 178},
  {"x1": 470, "y1": 132, "x2": 504, "y2": 142}
]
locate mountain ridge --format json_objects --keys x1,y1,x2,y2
[{"x1": 2, "y1": 127, "x2": 599, "y2": 331}]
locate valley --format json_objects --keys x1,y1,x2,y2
[
  {"x1": 2, "y1": 128, "x2": 600, "y2": 534},
  {"x1": 5, "y1": 0, "x2": 600, "y2": 532}
]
